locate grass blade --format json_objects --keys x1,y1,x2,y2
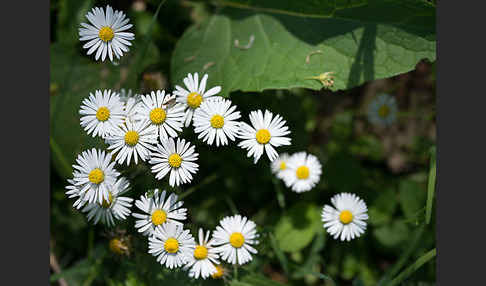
[
  {"x1": 268, "y1": 232, "x2": 289, "y2": 275},
  {"x1": 129, "y1": 0, "x2": 168, "y2": 87},
  {"x1": 377, "y1": 224, "x2": 425, "y2": 285},
  {"x1": 50, "y1": 137, "x2": 72, "y2": 179},
  {"x1": 294, "y1": 268, "x2": 335, "y2": 285},
  {"x1": 225, "y1": 196, "x2": 238, "y2": 214},
  {"x1": 425, "y1": 146, "x2": 436, "y2": 224},
  {"x1": 179, "y1": 174, "x2": 218, "y2": 199},
  {"x1": 389, "y1": 248, "x2": 436, "y2": 286},
  {"x1": 271, "y1": 177, "x2": 285, "y2": 209}
]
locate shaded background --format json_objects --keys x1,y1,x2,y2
[{"x1": 50, "y1": 0, "x2": 436, "y2": 285}]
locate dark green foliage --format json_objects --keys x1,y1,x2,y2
[{"x1": 50, "y1": 1, "x2": 436, "y2": 285}]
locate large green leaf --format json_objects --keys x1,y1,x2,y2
[
  {"x1": 50, "y1": 42, "x2": 159, "y2": 178},
  {"x1": 368, "y1": 188, "x2": 397, "y2": 226},
  {"x1": 274, "y1": 202, "x2": 321, "y2": 252},
  {"x1": 171, "y1": 0, "x2": 435, "y2": 94},
  {"x1": 373, "y1": 220, "x2": 409, "y2": 248},
  {"x1": 399, "y1": 180, "x2": 426, "y2": 219},
  {"x1": 217, "y1": 0, "x2": 434, "y2": 31}
]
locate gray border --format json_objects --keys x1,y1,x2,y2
[
  {"x1": 5, "y1": 0, "x2": 478, "y2": 284},
  {"x1": 437, "y1": 1, "x2": 485, "y2": 284},
  {"x1": 2, "y1": 0, "x2": 50, "y2": 285},
  {"x1": 2, "y1": 0, "x2": 49, "y2": 284}
]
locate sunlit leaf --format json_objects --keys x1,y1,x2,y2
[{"x1": 172, "y1": 1, "x2": 435, "y2": 94}]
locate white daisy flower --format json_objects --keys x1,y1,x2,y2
[
  {"x1": 282, "y1": 152, "x2": 322, "y2": 193},
  {"x1": 184, "y1": 229, "x2": 220, "y2": 279},
  {"x1": 148, "y1": 223, "x2": 196, "y2": 269},
  {"x1": 79, "y1": 89, "x2": 125, "y2": 138},
  {"x1": 65, "y1": 179, "x2": 89, "y2": 210},
  {"x1": 134, "y1": 90, "x2": 185, "y2": 141},
  {"x1": 119, "y1": 88, "x2": 140, "y2": 123},
  {"x1": 173, "y1": 73, "x2": 222, "y2": 127},
  {"x1": 132, "y1": 189, "x2": 187, "y2": 236},
  {"x1": 71, "y1": 148, "x2": 120, "y2": 205},
  {"x1": 270, "y1": 153, "x2": 292, "y2": 183},
  {"x1": 149, "y1": 138, "x2": 199, "y2": 187},
  {"x1": 78, "y1": 5, "x2": 135, "y2": 62},
  {"x1": 321, "y1": 193, "x2": 369, "y2": 241},
  {"x1": 193, "y1": 98, "x2": 241, "y2": 146},
  {"x1": 367, "y1": 94, "x2": 398, "y2": 126},
  {"x1": 105, "y1": 119, "x2": 158, "y2": 165},
  {"x1": 81, "y1": 177, "x2": 133, "y2": 227},
  {"x1": 237, "y1": 110, "x2": 291, "y2": 164},
  {"x1": 212, "y1": 215, "x2": 259, "y2": 265}
]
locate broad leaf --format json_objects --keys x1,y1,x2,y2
[
  {"x1": 171, "y1": 1, "x2": 435, "y2": 94},
  {"x1": 399, "y1": 180, "x2": 426, "y2": 219},
  {"x1": 373, "y1": 220, "x2": 409, "y2": 248},
  {"x1": 368, "y1": 188, "x2": 398, "y2": 226},
  {"x1": 274, "y1": 202, "x2": 321, "y2": 252},
  {"x1": 218, "y1": 0, "x2": 435, "y2": 32}
]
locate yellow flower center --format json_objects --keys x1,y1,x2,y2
[
  {"x1": 339, "y1": 210, "x2": 353, "y2": 224},
  {"x1": 279, "y1": 162, "x2": 286, "y2": 170},
  {"x1": 212, "y1": 265, "x2": 224, "y2": 279},
  {"x1": 168, "y1": 153, "x2": 182, "y2": 168},
  {"x1": 98, "y1": 26, "x2": 114, "y2": 42},
  {"x1": 229, "y1": 232, "x2": 245, "y2": 248},
  {"x1": 255, "y1": 129, "x2": 271, "y2": 144},
  {"x1": 378, "y1": 104, "x2": 390, "y2": 118},
  {"x1": 296, "y1": 166, "x2": 310, "y2": 179},
  {"x1": 149, "y1": 107, "x2": 167, "y2": 124},
  {"x1": 187, "y1": 92, "x2": 203, "y2": 108},
  {"x1": 124, "y1": 131, "x2": 139, "y2": 146},
  {"x1": 96, "y1": 106, "x2": 110, "y2": 122},
  {"x1": 210, "y1": 114, "x2": 225, "y2": 129},
  {"x1": 164, "y1": 238, "x2": 179, "y2": 253},
  {"x1": 151, "y1": 209, "x2": 167, "y2": 226},
  {"x1": 109, "y1": 238, "x2": 126, "y2": 255},
  {"x1": 88, "y1": 168, "x2": 104, "y2": 184},
  {"x1": 194, "y1": 245, "x2": 208, "y2": 260},
  {"x1": 101, "y1": 192, "x2": 113, "y2": 208}
]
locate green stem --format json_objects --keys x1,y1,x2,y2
[
  {"x1": 129, "y1": 0, "x2": 168, "y2": 88},
  {"x1": 425, "y1": 147, "x2": 436, "y2": 224},
  {"x1": 300, "y1": 270, "x2": 335, "y2": 285},
  {"x1": 268, "y1": 232, "x2": 289, "y2": 275},
  {"x1": 272, "y1": 177, "x2": 285, "y2": 209},
  {"x1": 87, "y1": 228, "x2": 94, "y2": 259},
  {"x1": 379, "y1": 225, "x2": 425, "y2": 284},
  {"x1": 233, "y1": 264, "x2": 238, "y2": 281},
  {"x1": 402, "y1": 207, "x2": 426, "y2": 225},
  {"x1": 179, "y1": 174, "x2": 218, "y2": 200},
  {"x1": 389, "y1": 248, "x2": 436, "y2": 286},
  {"x1": 225, "y1": 196, "x2": 238, "y2": 214},
  {"x1": 50, "y1": 137, "x2": 72, "y2": 179}
]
